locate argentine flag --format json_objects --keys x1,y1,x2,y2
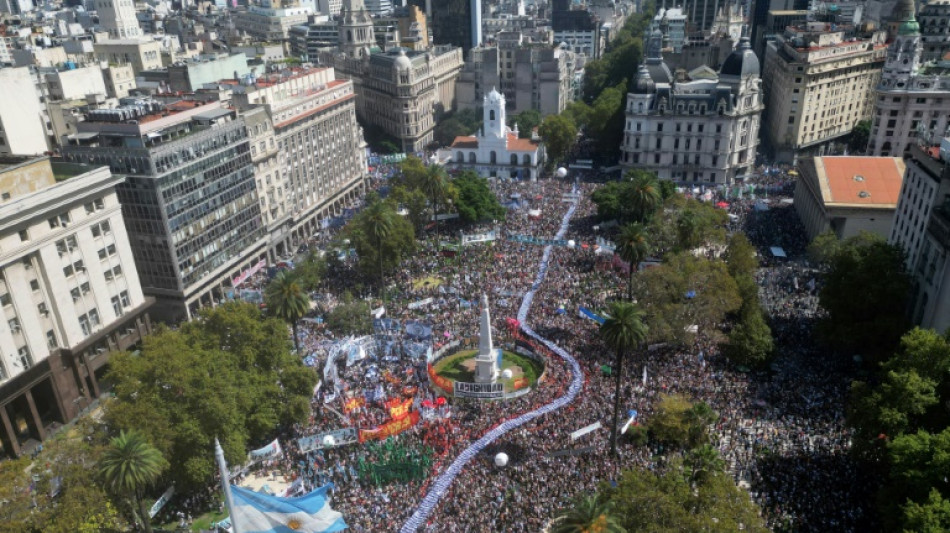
[{"x1": 230, "y1": 483, "x2": 347, "y2": 533}]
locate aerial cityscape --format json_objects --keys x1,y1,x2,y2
[{"x1": 0, "y1": 0, "x2": 948, "y2": 531}]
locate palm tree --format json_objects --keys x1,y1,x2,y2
[
  {"x1": 97, "y1": 430, "x2": 167, "y2": 533},
  {"x1": 552, "y1": 494, "x2": 626, "y2": 533},
  {"x1": 361, "y1": 198, "x2": 395, "y2": 296},
  {"x1": 421, "y1": 164, "x2": 450, "y2": 241},
  {"x1": 265, "y1": 270, "x2": 311, "y2": 354},
  {"x1": 626, "y1": 172, "x2": 661, "y2": 224},
  {"x1": 616, "y1": 223, "x2": 650, "y2": 302},
  {"x1": 685, "y1": 444, "x2": 725, "y2": 484},
  {"x1": 600, "y1": 301, "x2": 648, "y2": 457}
]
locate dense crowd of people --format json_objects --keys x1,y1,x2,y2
[{"x1": 218, "y1": 165, "x2": 872, "y2": 532}]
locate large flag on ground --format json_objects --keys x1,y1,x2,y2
[{"x1": 230, "y1": 483, "x2": 347, "y2": 533}]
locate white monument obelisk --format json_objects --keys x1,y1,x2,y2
[{"x1": 475, "y1": 293, "x2": 499, "y2": 383}]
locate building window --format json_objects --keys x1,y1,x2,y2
[
  {"x1": 490, "y1": 151, "x2": 497, "y2": 164},
  {"x1": 469, "y1": 152, "x2": 476, "y2": 163},
  {"x1": 120, "y1": 290, "x2": 131, "y2": 307},
  {"x1": 17, "y1": 346, "x2": 31, "y2": 370},
  {"x1": 18, "y1": 229, "x2": 29, "y2": 242},
  {"x1": 0, "y1": 292, "x2": 11, "y2": 307},
  {"x1": 47, "y1": 330, "x2": 57, "y2": 349},
  {"x1": 79, "y1": 313, "x2": 91, "y2": 335},
  {"x1": 48, "y1": 212, "x2": 70, "y2": 229},
  {"x1": 8, "y1": 318, "x2": 20, "y2": 334},
  {"x1": 30, "y1": 279, "x2": 39, "y2": 292},
  {"x1": 38, "y1": 302, "x2": 48, "y2": 316},
  {"x1": 112, "y1": 295, "x2": 122, "y2": 317}
]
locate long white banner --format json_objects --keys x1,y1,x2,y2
[{"x1": 570, "y1": 421, "x2": 602, "y2": 441}]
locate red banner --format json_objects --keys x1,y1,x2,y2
[
  {"x1": 387, "y1": 398, "x2": 412, "y2": 420},
  {"x1": 428, "y1": 363, "x2": 453, "y2": 394},
  {"x1": 344, "y1": 397, "x2": 364, "y2": 413},
  {"x1": 359, "y1": 411, "x2": 420, "y2": 443}
]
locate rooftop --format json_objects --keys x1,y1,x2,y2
[
  {"x1": 450, "y1": 133, "x2": 540, "y2": 152},
  {"x1": 814, "y1": 156, "x2": 905, "y2": 206}
]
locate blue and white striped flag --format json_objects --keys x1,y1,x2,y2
[{"x1": 230, "y1": 483, "x2": 347, "y2": 533}]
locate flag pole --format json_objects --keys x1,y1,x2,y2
[{"x1": 215, "y1": 437, "x2": 241, "y2": 533}]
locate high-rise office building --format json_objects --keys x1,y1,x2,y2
[
  {"x1": 62, "y1": 99, "x2": 268, "y2": 322},
  {"x1": 407, "y1": 0, "x2": 481, "y2": 53}
]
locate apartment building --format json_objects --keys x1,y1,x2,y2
[{"x1": 0, "y1": 156, "x2": 152, "y2": 458}]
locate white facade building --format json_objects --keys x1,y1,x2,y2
[
  {"x1": 0, "y1": 156, "x2": 152, "y2": 457},
  {"x1": 620, "y1": 32, "x2": 763, "y2": 185},
  {"x1": 869, "y1": 0, "x2": 950, "y2": 157},
  {"x1": 96, "y1": 0, "x2": 143, "y2": 39},
  {"x1": 443, "y1": 89, "x2": 543, "y2": 180},
  {"x1": 891, "y1": 143, "x2": 943, "y2": 272},
  {"x1": 0, "y1": 67, "x2": 48, "y2": 157},
  {"x1": 231, "y1": 67, "x2": 367, "y2": 259}
]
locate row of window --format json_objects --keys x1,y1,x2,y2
[{"x1": 16, "y1": 197, "x2": 107, "y2": 243}]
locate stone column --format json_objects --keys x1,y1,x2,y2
[
  {"x1": 24, "y1": 391, "x2": 46, "y2": 441},
  {"x1": 0, "y1": 404, "x2": 20, "y2": 457}
]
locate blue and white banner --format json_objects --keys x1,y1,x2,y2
[
  {"x1": 577, "y1": 307, "x2": 606, "y2": 325},
  {"x1": 230, "y1": 483, "x2": 347, "y2": 533},
  {"x1": 248, "y1": 439, "x2": 282, "y2": 459}
]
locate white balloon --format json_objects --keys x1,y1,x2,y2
[
  {"x1": 494, "y1": 452, "x2": 509, "y2": 467},
  {"x1": 556, "y1": 167, "x2": 568, "y2": 178},
  {"x1": 567, "y1": 240, "x2": 576, "y2": 247},
  {"x1": 323, "y1": 435, "x2": 336, "y2": 447},
  {"x1": 501, "y1": 368, "x2": 513, "y2": 379}
]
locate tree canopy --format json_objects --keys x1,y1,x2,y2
[
  {"x1": 510, "y1": 109, "x2": 541, "y2": 139},
  {"x1": 847, "y1": 327, "x2": 950, "y2": 531},
  {"x1": 453, "y1": 170, "x2": 506, "y2": 224},
  {"x1": 818, "y1": 234, "x2": 911, "y2": 362},
  {"x1": 538, "y1": 114, "x2": 577, "y2": 168},
  {"x1": 633, "y1": 253, "x2": 741, "y2": 345},
  {"x1": 599, "y1": 458, "x2": 768, "y2": 533},
  {"x1": 104, "y1": 302, "x2": 317, "y2": 490},
  {"x1": 348, "y1": 194, "x2": 416, "y2": 283}
]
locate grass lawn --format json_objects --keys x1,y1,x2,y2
[
  {"x1": 412, "y1": 275, "x2": 442, "y2": 291},
  {"x1": 432, "y1": 349, "x2": 544, "y2": 392}
]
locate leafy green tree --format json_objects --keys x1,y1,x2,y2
[
  {"x1": 722, "y1": 309, "x2": 774, "y2": 368},
  {"x1": 819, "y1": 237, "x2": 911, "y2": 362},
  {"x1": 586, "y1": 84, "x2": 627, "y2": 158},
  {"x1": 265, "y1": 270, "x2": 311, "y2": 354},
  {"x1": 674, "y1": 202, "x2": 727, "y2": 251},
  {"x1": 325, "y1": 292, "x2": 373, "y2": 335},
  {"x1": 350, "y1": 199, "x2": 415, "y2": 287},
  {"x1": 539, "y1": 114, "x2": 577, "y2": 168},
  {"x1": 616, "y1": 222, "x2": 650, "y2": 301},
  {"x1": 807, "y1": 230, "x2": 841, "y2": 266},
  {"x1": 902, "y1": 488, "x2": 950, "y2": 533},
  {"x1": 433, "y1": 117, "x2": 470, "y2": 147},
  {"x1": 511, "y1": 109, "x2": 541, "y2": 138},
  {"x1": 105, "y1": 303, "x2": 317, "y2": 490},
  {"x1": 886, "y1": 428, "x2": 950, "y2": 516},
  {"x1": 294, "y1": 250, "x2": 326, "y2": 292},
  {"x1": 552, "y1": 494, "x2": 626, "y2": 533},
  {"x1": 389, "y1": 185, "x2": 430, "y2": 234},
  {"x1": 603, "y1": 460, "x2": 769, "y2": 533},
  {"x1": 723, "y1": 233, "x2": 758, "y2": 280},
  {"x1": 850, "y1": 370, "x2": 938, "y2": 458},
  {"x1": 633, "y1": 253, "x2": 741, "y2": 345},
  {"x1": 600, "y1": 302, "x2": 649, "y2": 456},
  {"x1": 97, "y1": 430, "x2": 167, "y2": 533},
  {"x1": 564, "y1": 101, "x2": 592, "y2": 131},
  {"x1": 453, "y1": 171, "x2": 506, "y2": 224},
  {"x1": 648, "y1": 394, "x2": 716, "y2": 449},
  {"x1": 849, "y1": 120, "x2": 871, "y2": 154}
]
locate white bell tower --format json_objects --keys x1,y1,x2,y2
[{"x1": 483, "y1": 88, "x2": 507, "y2": 141}]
